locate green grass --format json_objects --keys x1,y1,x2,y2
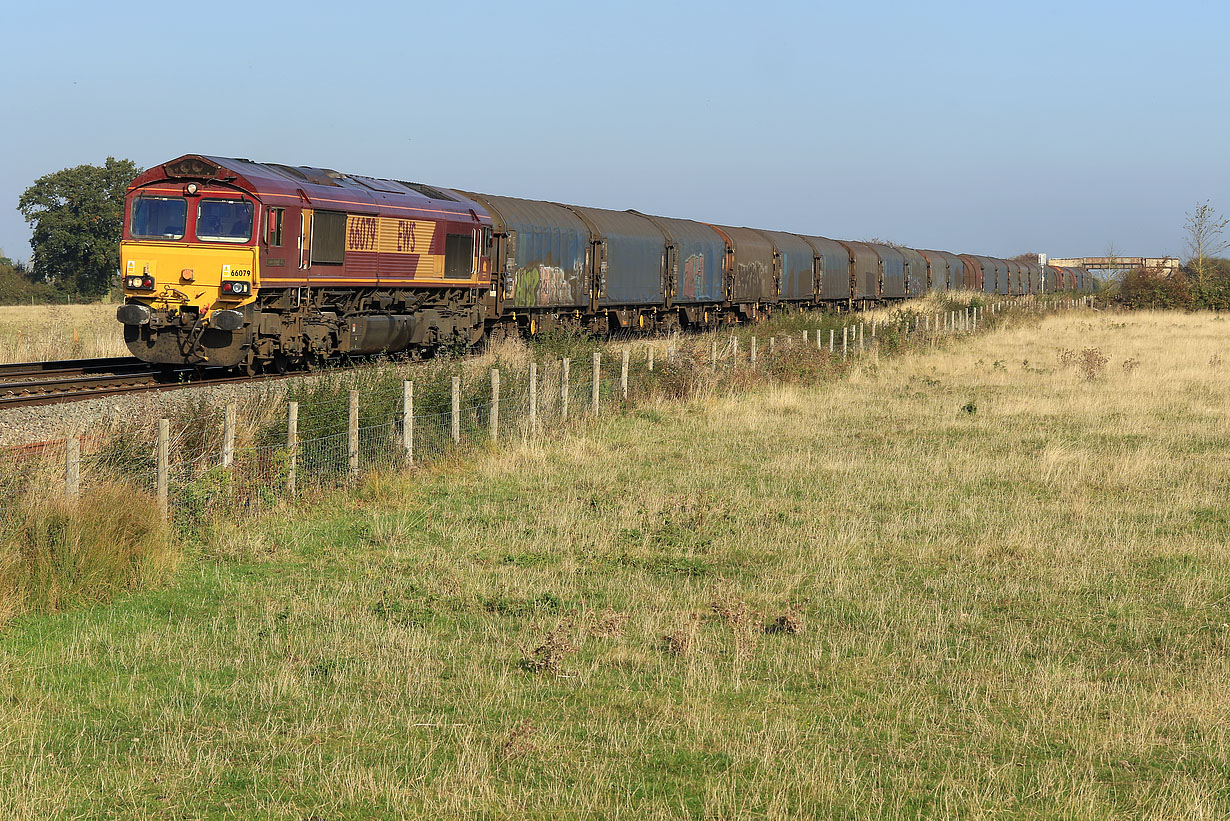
[{"x1": 1, "y1": 308, "x2": 1228, "y2": 818}]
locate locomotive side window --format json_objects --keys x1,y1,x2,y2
[
  {"x1": 197, "y1": 199, "x2": 254, "y2": 243},
  {"x1": 130, "y1": 196, "x2": 187, "y2": 240},
  {"x1": 444, "y1": 232, "x2": 474, "y2": 278},
  {"x1": 267, "y1": 207, "x2": 284, "y2": 247},
  {"x1": 311, "y1": 211, "x2": 346, "y2": 265}
]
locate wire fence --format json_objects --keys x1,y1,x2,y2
[{"x1": 0, "y1": 296, "x2": 1068, "y2": 528}]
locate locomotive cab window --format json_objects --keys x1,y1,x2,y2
[
  {"x1": 267, "y1": 207, "x2": 284, "y2": 247},
  {"x1": 196, "y1": 199, "x2": 254, "y2": 243},
  {"x1": 444, "y1": 232, "x2": 474, "y2": 278},
  {"x1": 130, "y1": 196, "x2": 187, "y2": 240}
]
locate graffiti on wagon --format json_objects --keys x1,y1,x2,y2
[
  {"x1": 512, "y1": 261, "x2": 585, "y2": 307},
  {"x1": 681, "y1": 253, "x2": 705, "y2": 299}
]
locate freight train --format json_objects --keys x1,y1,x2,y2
[{"x1": 116, "y1": 154, "x2": 1093, "y2": 371}]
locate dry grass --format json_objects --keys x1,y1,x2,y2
[
  {"x1": 1, "y1": 307, "x2": 1228, "y2": 817},
  {"x1": 0, "y1": 304, "x2": 127, "y2": 362}
]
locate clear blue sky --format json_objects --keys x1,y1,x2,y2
[{"x1": 3, "y1": 0, "x2": 1226, "y2": 263}]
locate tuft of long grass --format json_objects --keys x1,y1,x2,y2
[{"x1": 0, "y1": 483, "x2": 173, "y2": 625}]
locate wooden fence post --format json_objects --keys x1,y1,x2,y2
[
  {"x1": 592, "y1": 352, "x2": 600, "y2": 417},
  {"x1": 529, "y1": 363, "x2": 538, "y2": 435},
  {"x1": 561, "y1": 359, "x2": 570, "y2": 422},
  {"x1": 65, "y1": 436, "x2": 79, "y2": 498},
  {"x1": 222, "y1": 402, "x2": 236, "y2": 468},
  {"x1": 349, "y1": 390, "x2": 360, "y2": 477},
  {"x1": 451, "y1": 377, "x2": 460, "y2": 444},
  {"x1": 490, "y1": 368, "x2": 500, "y2": 441},
  {"x1": 620, "y1": 349, "x2": 629, "y2": 400},
  {"x1": 157, "y1": 419, "x2": 169, "y2": 521},
  {"x1": 402, "y1": 381, "x2": 413, "y2": 466},
  {"x1": 286, "y1": 401, "x2": 298, "y2": 493}
]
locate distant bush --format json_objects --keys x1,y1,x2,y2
[
  {"x1": 1115, "y1": 268, "x2": 1194, "y2": 310},
  {"x1": 0, "y1": 259, "x2": 62, "y2": 304},
  {"x1": 1113, "y1": 258, "x2": 1230, "y2": 311}
]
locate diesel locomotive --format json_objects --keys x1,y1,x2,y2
[{"x1": 116, "y1": 154, "x2": 1093, "y2": 370}]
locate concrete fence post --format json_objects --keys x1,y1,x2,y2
[
  {"x1": 620, "y1": 349, "x2": 629, "y2": 400},
  {"x1": 222, "y1": 402, "x2": 236, "y2": 468},
  {"x1": 647, "y1": 345, "x2": 655, "y2": 372},
  {"x1": 829, "y1": 328, "x2": 834, "y2": 353},
  {"x1": 402, "y1": 381, "x2": 413, "y2": 466},
  {"x1": 349, "y1": 390, "x2": 360, "y2": 476},
  {"x1": 528, "y1": 362, "x2": 538, "y2": 435},
  {"x1": 842, "y1": 326, "x2": 848, "y2": 358},
  {"x1": 770, "y1": 336, "x2": 776, "y2": 354},
  {"x1": 592, "y1": 352, "x2": 601, "y2": 417},
  {"x1": 490, "y1": 368, "x2": 500, "y2": 441},
  {"x1": 859, "y1": 323, "x2": 865, "y2": 354},
  {"x1": 65, "y1": 436, "x2": 79, "y2": 498},
  {"x1": 803, "y1": 330, "x2": 808, "y2": 344},
  {"x1": 710, "y1": 336, "x2": 717, "y2": 368},
  {"x1": 157, "y1": 419, "x2": 169, "y2": 522},
  {"x1": 451, "y1": 377, "x2": 461, "y2": 444},
  {"x1": 561, "y1": 359, "x2": 570, "y2": 422},
  {"x1": 750, "y1": 336, "x2": 758, "y2": 366},
  {"x1": 286, "y1": 401, "x2": 299, "y2": 493}
]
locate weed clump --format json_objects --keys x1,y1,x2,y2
[
  {"x1": 710, "y1": 596, "x2": 762, "y2": 659},
  {"x1": 764, "y1": 612, "x2": 804, "y2": 635},
  {"x1": 519, "y1": 628, "x2": 575, "y2": 674},
  {"x1": 499, "y1": 720, "x2": 538, "y2": 761},
  {"x1": 662, "y1": 619, "x2": 698, "y2": 657},
  {"x1": 1079, "y1": 347, "x2": 1109, "y2": 381},
  {"x1": 0, "y1": 483, "x2": 173, "y2": 625}
]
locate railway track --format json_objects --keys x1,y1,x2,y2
[
  {"x1": 0, "y1": 355, "x2": 147, "y2": 381},
  {"x1": 0, "y1": 357, "x2": 264, "y2": 409}
]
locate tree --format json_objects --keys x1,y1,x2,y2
[
  {"x1": 1183, "y1": 200, "x2": 1229, "y2": 283},
  {"x1": 17, "y1": 157, "x2": 140, "y2": 298}
]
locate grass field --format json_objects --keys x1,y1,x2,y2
[
  {"x1": 0, "y1": 303, "x2": 127, "y2": 362},
  {"x1": 1, "y1": 308, "x2": 1228, "y2": 818}
]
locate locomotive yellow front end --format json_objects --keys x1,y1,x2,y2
[{"x1": 118, "y1": 161, "x2": 261, "y2": 369}]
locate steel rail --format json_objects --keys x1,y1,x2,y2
[{"x1": 0, "y1": 356, "x2": 147, "y2": 381}]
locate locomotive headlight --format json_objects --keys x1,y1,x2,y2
[{"x1": 186, "y1": 182, "x2": 199, "y2": 195}]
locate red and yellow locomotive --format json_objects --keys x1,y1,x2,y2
[{"x1": 118, "y1": 155, "x2": 493, "y2": 370}]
